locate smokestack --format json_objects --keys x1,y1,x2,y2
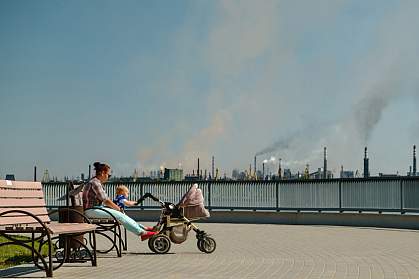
[
  {"x1": 249, "y1": 164, "x2": 252, "y2": 178},
  {"x1": 88, "y1": 164, "x2": 91, "y2": 179},
  {"x1": 363, "y1": 147, "x2": 369, "y2": 178},
  {"x1": 254, "y1": 156, "x2": 257, "y2": 177},
  {"x1": 197, "y1": 158, "x2": 200, "y2": 178},
  {"x1": 413, "y1": 145, "x2": 417, "y2": 176},
  {"x1": 212, "y1": 156, "x2": 214, "y2": 179},
  {"x1": 34, "y1": 166, "x2": 37, "y2": 181},
  {"x1": 262, "y1": 162, "x2": 265, "y2": 180},
  {"x1": 278, "y1": 158, "x2": 282, "y2": 179},
  {"x1": 323, "y1": 147, "x2": 327, "y2": 179}
]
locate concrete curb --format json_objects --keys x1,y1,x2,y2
[{"x1": 126, "y1": 209, "x2": 419, "y2": 230}]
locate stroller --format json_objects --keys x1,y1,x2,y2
[{"x1": 137, "y1": 183, "x2": 216, "y2": 254}]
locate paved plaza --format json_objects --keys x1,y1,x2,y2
[{"x1": 2, "y1": 222, "x2": 419, "y2": 279}]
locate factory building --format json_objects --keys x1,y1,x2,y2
[
  {"x1": 310, "y1": 168, "x2": 333, "y2": 179},
  {"x1": 164, "y1": 168, "x2": 183, "y2": 181}
]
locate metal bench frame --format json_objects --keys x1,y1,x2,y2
[
  {"x1": 0, "y1": 180, "x2": 97, "y2": 277},
  {"x1": 84, "y1": 207, "x2": 127, "y2": 257}
]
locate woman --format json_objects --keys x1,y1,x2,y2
[{"x1": 82, "y1": 162, "x2": 156, "y2": 241}]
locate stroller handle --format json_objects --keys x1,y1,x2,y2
[{"x1": 137, "y1": 193, "x2": 164, "y2": 206}]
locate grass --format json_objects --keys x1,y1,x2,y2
[{"x1": 0, "y1": 235, "x2": 51, "y2": 269}]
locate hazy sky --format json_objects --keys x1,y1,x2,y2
[{"x1": 1, "y1": 0, "x2": 419, "y2": 180}]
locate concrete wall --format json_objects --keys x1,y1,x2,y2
[{"x1": 126, "y1": 209, "x2": 419, "y2": 230}]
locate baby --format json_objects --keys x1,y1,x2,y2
[
  {"x1": 113, "y1": 184, "x2": 155, "y2": 231},
  {"x1": 113, "y1": 185, "x2": 137, "y2": 211}
]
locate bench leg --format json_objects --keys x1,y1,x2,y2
[
  {"x1": 117, "y1": 225, "x2": 122, "y2": 256},
  {"x1": 91, "y1": 231, "x2": 97, "y2": 266},
  {"x1": 123, "y1": 227, "x2": 128, "y2": 251},
  {"x1": 47, "y1": 234, "x2": 53, "y2": 277},
  {"x1": 113, "y1": 225, "x2": 122, "y2": 257}
]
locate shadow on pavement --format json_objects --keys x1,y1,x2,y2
[
  {"x1": 0, "y1": 265, "x2": 43, "y2": 278},
  {"x1": 123, "y1": 252, "x2": 175, "y2": 256}
]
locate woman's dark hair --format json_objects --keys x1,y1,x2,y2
[{"x1": 93, "y1": 162, "x2": 110, "y2": 174}]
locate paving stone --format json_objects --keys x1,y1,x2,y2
[{"x1": 2, "y1": 223, "x2": 419, "y2": 278}]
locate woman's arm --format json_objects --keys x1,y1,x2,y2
[{"x1": 103, "y1": 198, "x2": 122, "y2": 211}]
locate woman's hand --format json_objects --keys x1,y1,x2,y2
[{"x1": 103, "y1": 198, "x2": 122, "y2": 211}]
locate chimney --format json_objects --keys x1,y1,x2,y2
[
  {"x1": 262, "y1": 162, "x2": 265, "y2": 180},
  {"x1": 88, "y1": 164, "x2": 91, "y2": 179},
  {"x1": 212, "y1": 156, "x2": 215, "y2": 179},
  {"x1": 363, "y1": 147, "x2": 369, "y2": 178},
  {"x1": 34, "y1": 166, "x2": 37, "y2": 181},
  {"x1": 254, "y1": 156, "x2": 257, "y2": 177},
  {"x1": 323, "y1": 147, "x2": 327, "y2": 179},
  {"x1": 197, "y1": 158, "x2": 200, "y2": 178},
  {"x1": 277, "y1": 158, "x2": 282, "y2": 179},
  {"x1": 413, "y1": 145, "x2": 417, "y2": 176},
  {"x1": 249, "y1": 164, "x2": 252, "y2": 178}
]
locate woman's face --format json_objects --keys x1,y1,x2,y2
[{"x1": 97, "y1": 169, "x2": 111, "y2": 183}]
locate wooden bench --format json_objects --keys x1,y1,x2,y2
[{"x1": 0, "y1": 180, "x2": 97, "y2": 277}]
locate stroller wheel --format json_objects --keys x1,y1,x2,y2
[
  {"x1": 197, "y1": 237, "x2": 216, "y2": 254},
  {"x1": 149, "y1": 234, "x2": 171, "y2": 254},
  {"x1": 148, "y1": 237, "x2": 156, "y2": 253}
]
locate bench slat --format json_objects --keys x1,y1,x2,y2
[
  {"x1": 0, "y1": 180, "x2": 42, "y2": 189},
  {"x1": 0, "y1": 215, "x2": 51, "y2": 226},
  {"x1": 0, "y1": 207, "x2": 49, "y2": 216},
  {"x1": 0, "y1": 198, "x2": 46, "y2": 207},
  {"x1": 0, "y1": 188, "x2": 44, "y2": 198},
  {"x1": 47, "y1": 222, "x2": 96, "y2": 234}
]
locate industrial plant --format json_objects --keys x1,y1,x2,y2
[{"x1": 5, "y1": 145, "x2": 416, "y2": 183}]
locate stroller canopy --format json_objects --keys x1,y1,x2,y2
[{"x1": 178, "y1": 184, "x2": 210, "y2": 218}]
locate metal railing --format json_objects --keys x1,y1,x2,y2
[{"x1": 42, "y1": 177, "x2": 419, "y2": 213}]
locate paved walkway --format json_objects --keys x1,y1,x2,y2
[{"x1": 2, "y1": 223, "x2": 419, "y2": 279}]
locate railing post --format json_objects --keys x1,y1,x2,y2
[
  {"x1": 140, "y1": 182, "x2": 144, "y2": 210},
  {"x1": 66, "y1": 182, "x2": 70, "y2": 208},
  {"x1": 276, "y1": 181, "x2": 279, "y2": 212},
  {"x1": 339, "y1": 179, "x2": 342, "y2": 213},
  {"x1": 208, "y1": 181, "x2": 212, "y2": 211},
  {"x1": 400, "y1": 178, "x2": 404, "y2": 214}
]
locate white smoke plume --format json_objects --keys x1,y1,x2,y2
[
  {"x1": 255, "y1": 1, "x2": 419, "y2": 175},
  {"x1": 136, "y1": 0, "x2": 419, "y2": 176}
]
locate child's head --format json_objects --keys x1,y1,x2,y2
[{"x1": 116, "y1": 185, "x2": 129, "y2": 197}]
